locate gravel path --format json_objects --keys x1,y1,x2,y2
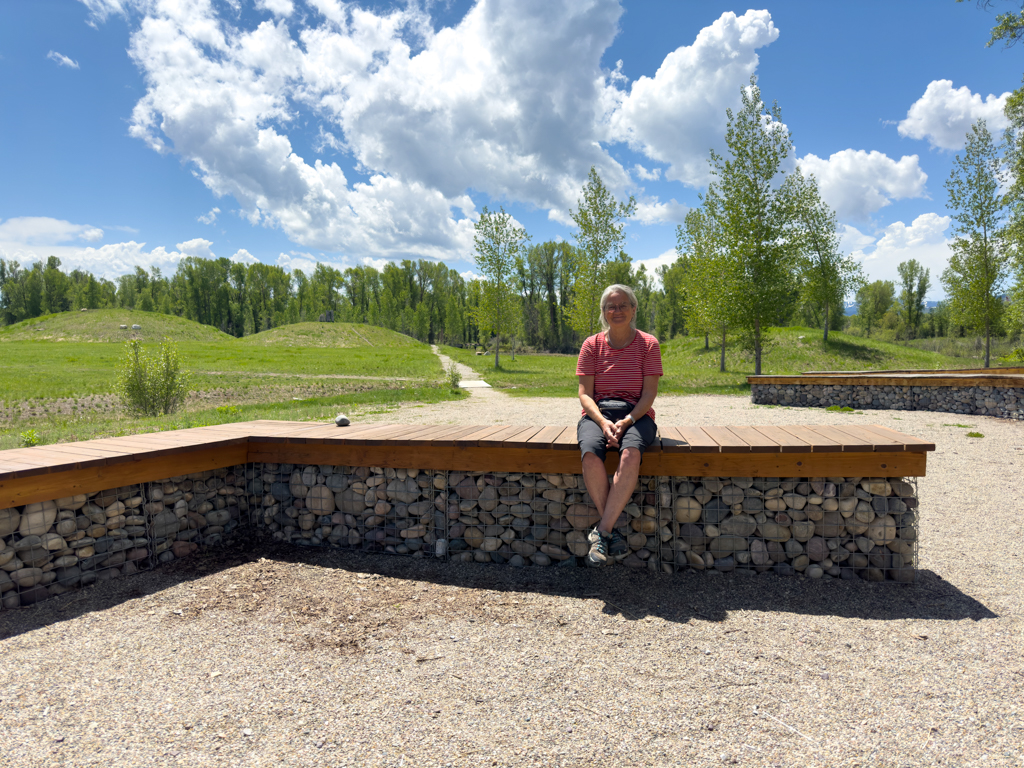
[{"x1": 1, "y1": 394, "x2": 1022, "y2": 767}]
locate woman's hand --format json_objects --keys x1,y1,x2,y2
[
  {"x1": 601, "y1": 418, "x2": 620, "y2": 448},
  {"x1": 610, "y1": 418, "x2": 632, "y2": 443}
]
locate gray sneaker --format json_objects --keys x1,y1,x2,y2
[
  {"x1": 586, "y1": 528, "x2": 609, "y2": 567},
  {"x1": 608, "y1": 530, "x2": 628, "y2": 559}
]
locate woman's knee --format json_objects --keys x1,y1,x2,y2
[
  {"x1": 619, "y1": 447, "x2": 642, "y2": 469},
  {"x1": 582, "y1": 451, "x2": 605, "y2": 471}
]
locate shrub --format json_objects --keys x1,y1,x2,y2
[
  {"x1": 115, "y1": 338, "x2": 192, "y2": 416},
  {"x1": 445, "y1": 360, "x2": 462, "y2": 390},
  {"x1": 20, "y1": 429, "x2": 41, "y2": 447}
]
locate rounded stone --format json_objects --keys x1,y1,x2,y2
[
  {"x1": 805, "y1": 536, "x2": 829, "y2": 562},
  {"x1": 759, "y1": 522, "x2": 791, "y2": 542},
  {"x1": 0, "y1": 508, "x2": 21, "y2": 538},
  {"x1": 673, "y1": 497, "x2": 701, "y2": 524},
  {"x1": 867, "y1": 514, "x2": 897, "y2": 546},
  {"x1": 19, "y1": 501, "x2": 57, "y2": 536},
  {"x1": 720, "y1": 514, "x2": 756, "y2": 537}
]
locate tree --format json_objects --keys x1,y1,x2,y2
[
  {"x1": 702, "y1": 76, "x2": 800, "y2": 374},
  {"x1": 471, "y1": 206, "x2": 529, "y2": 368},
  {"x1": 897, "y1": 259, "x2": 931, "y2": 339},
  {"x1": 941, "y1": 120, "x2": 1011, "y2": 366},
  {"x1": 564, "y1": 167, "x2": 636, "y2": 340},
  {"x1": 855, "y1": 280, "x2": 895, "y2": 337},
  {"x1": 678, "y1": 206, "x2": 739, "y2": 372},
  {"x1": 791, "y1": 170, "x2": 864, "y2": 342}
]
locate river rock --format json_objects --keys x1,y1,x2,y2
[
  {"x1": 867, "y1": 514, "x2": 896, "y2": 546},
  {"x1": 815, "y1": 510, "x2": 846, "y2": 538},
  {"x1": 720, "y1": 514, "x2": 756, "y2": 537},
  {"x1": 805, "y1": 536, "x2": 829, "y2": 562},
  {"x1": 0, "y1": 509, "x2": 21, "y2": 537},
  {"x1": 19, "y1": 501, "x2": 57, "y2": 536},
  {"x1": 674, "y1": 497, "x2": 701, "y2": 524},
  {"x1": 566, "y1": 504, "x2": 600, "y2": 530},
  {"x1": 759, "y1": 521, "x2": 791, "y2": 542}
]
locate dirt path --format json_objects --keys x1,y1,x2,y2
[{"x1": 431, "y1": 344, "x2": 503, "y2": 400}]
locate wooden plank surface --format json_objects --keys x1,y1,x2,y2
[
  {"x1": 857, "y1": 424, "x2": 937, "y2": 452},
  {"x1": 552, "y1": 426, "x2": 580, "y2": 451},
  {"x1": 432, "y1": 425, "x2": 498, "y2": 447},
  {"x1": 805, "y1": 425, "x2": 875, "y2": 452},
  {"x1": 778, "y1": 425, "x2": 843, "y2": 453},
  {"x1": 749, "y1": 426, "x2": 811, "y2": 453},
  {"x1": 525, "y1": 426, "x2": 568, "y2": 448},
  {"x1": 726, "y1": 426, "x2": 780, "y2": 453},
  {"x1": 702, "y1": 426, "x2": 750, "y2": 453},
  {"x1": 502, "y1": 426, "x2": 546, "y2": 448},
  {"x1": 831, "y1": 425, "x2": 907, "y2": 451},
  {"x1": 657, "y1": 426, "x2": 692, "y2": 454},
  {"x1": 673, "y1": 426, "x2": 720, "y2": 453},
  {"x1": 478, "y1": 425, "x2": 539, "y2": 447},
  {"x1": 454, "y1": 425, "x2": 512, "y2": 447}
]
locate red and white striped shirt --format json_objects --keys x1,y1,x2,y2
[{"x1": 576, "y1": 330, "x2": 663, "y2": 420}]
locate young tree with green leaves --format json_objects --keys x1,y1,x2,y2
[
  {"x1": 791, "y1": 169, "x2": 864, "y2": 342},
  {"x1": 897, "y1": 259, "x2": 932, "y2": 340},
  {"x1": 678, "y1": 206, "x2": 739, "y2": 372},
  {"x1": 703, "y1": 76, "x2": 800, "y2": 374},
  {"x1": 855, "y1": 280, "x2": 896, "y2": 337},
  {"x1": 941, "y1": 119, "x2": 1011, "y2": 367},
  {"x1": 471, "y1": 206, "x2": 529, "y2": 368},
  {"x1": 565, "y1": 167, "x2": 636, "y2": 340}
]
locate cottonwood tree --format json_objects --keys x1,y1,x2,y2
[
  {"x1": 897, "y1": 259, "x2": 932, "y2": 340},
  {"x1": 703, "y1": 76, "x2": 800, "y2": 374},
  {"x1": 471, "y1": 206, "x2": 529, "y2": 368},
  {"x1": 678, "y1": 206, "x2": 739, "y2": 372},
  {"x1": 565, "y1": 167, "x2": 636, "y2": 339},
  {"x1": 855, "y1": 280, "x2": 896, "y2": 337},
  {"x1": 941, "y1": 119, "x2": 1011, "y2": 367},
  {"x1": 791, "y1": 169, "x2": 864, "y2": 342}
]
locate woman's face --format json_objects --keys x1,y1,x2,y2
[{"x1": 604, "y1": 291, "x2": 634, "y2": 330}]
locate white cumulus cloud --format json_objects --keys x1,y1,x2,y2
[
  {"x1": 0, "y1": 217, "x2": 102, "y2": 246},
  {"x1": 634, "y1": 199, "x2": 688, "y2": 226},
  {"x1": 256, "y1": 0, "x2": 294, "y2": 18},
  {"x1": 848, "y1": 213, "x2": 952, "y2": 293},
  {"x1": 898, "y1": 80, "x2": 1011, "y2": 151},
  {"x1": 798, "y1": 149, "x2": 928, "y2": 220},
  {"x1": 198, "y1": 207, "x2": 220, "y2": 225},
  {"x1": 230, "y1": 248, "x2": 260, "y2": 264},
  {"x1": 605, "y1": 9, "x2": 780, "y2": 187},
  {"x1": 47, "y1": 51, "x2": 80, "y2": 69}
]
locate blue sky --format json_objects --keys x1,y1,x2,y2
[{"x1": 0, "y1": 0, "x2": 1018, "y2": 301}]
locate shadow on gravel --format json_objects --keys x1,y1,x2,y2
[
  {"x1": 269, "y1": 545, "x2": 999, "y2": 625},
  {"x1": 0, "y1": 543, "x2": 996, "y2": 641}
]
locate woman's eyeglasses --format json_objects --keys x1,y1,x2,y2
[{"x1": 604, "y1": 303, "x2": 632, "y2": 313}]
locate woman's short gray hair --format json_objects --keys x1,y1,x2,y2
[{"x1": 599, "y1": 284, "x2": 638, "y2": 332}]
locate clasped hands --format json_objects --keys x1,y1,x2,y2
[{"x1": 601, "y1": 417, "x2": 633, "y2": 448}]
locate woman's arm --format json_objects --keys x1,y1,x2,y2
[
  {"x1": 579, "y1": 375, "x2": 620, "y2": 447},
  {"x1": 610, "y1": 375, "x2": 660, "y2": 441}
]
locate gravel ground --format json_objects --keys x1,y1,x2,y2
[{"x1": 1, "y1": 393, "x2": 1022, "y2": 768}]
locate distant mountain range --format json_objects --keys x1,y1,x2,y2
[{"x1": 844, "y1": 300, "x2": 941, "y2": 316}]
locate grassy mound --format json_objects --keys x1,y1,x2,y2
[
  {"x1": 0, "y1": 309, "x2": 234, "y2": 343},
  {"x1": 240, "y1": 322, "x2": 423, "y2": 348}
]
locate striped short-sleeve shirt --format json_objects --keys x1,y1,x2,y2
[{"x1": 576, "y1": 330, "x2": 663, "y2": 420}]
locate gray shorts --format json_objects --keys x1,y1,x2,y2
[{"x1": 577, "y1": 405, "x2": 657, "y2": 462}]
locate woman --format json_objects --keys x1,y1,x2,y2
[{"x1": 575, "y1": 284, "x2": 663, "y2": 567}]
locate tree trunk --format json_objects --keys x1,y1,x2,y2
[
  {"x1": 985, "y1": 320, "x2": 990, "y2": 368},
  {"x1": 754, "y1": 318, "x2": 762, "y2": 375},
  {"x1": 704, "y1": 333, "x2": 709, "y2": 350},
  {"x1": 494, "y1": 335, "x2": 499, "y2": 369},
  {"x1": 719, "y1": 323, "x2": 726, "y2": 373},
  {"x1": 823, "y1": 301, "x2": 829, "y2": 343}
]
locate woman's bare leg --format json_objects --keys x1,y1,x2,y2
[{"x1": 596, "y1": 447, "x2": 641, "y2": 532}]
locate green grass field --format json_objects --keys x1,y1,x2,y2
[
  {"x1": 0, "y1": 311, "x2": 458, "y2": 449},
  {"x1": 444, "y1": 327, "x2": 972, "y2": 397}
]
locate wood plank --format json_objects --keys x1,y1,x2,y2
[
  {"x1": 398, "y1": 425, "x2": 468, "y2": 445},
  {"x1": 778, "y1": 425, "x2": 843, "y2": 453},
  {"x1": 830, "y1": 424, "x2": 906, "y2": 452},
  {"x1": 431, "y1": 425, "x2": 494, "y2": 447},
  {"x1": 0, "y1": 443, "x2": 249, "y2": 509},
  {"x1": 525, "y1": 425, "x2": 567, "y2": 448},
  {"x1": 552, "y1": 426, "x2": 580, "y2": 451},
  {"x1": 479, "y1": 425, "x2": 540, "y2": 447},
  {"x1": 673, "y1": 426, "x2": 720, "y2": 453},
  {"x1": 501, "y1": 426, "x2": 546, "y2": 448},
  {"x1": 658, "y1": 426, "x2": 692, "y2": 454},
  {"x1": 726, "y1": 426, "x2": 780, "y2": 453},
  {"x1": 751, "y1": 426, "x2": 811, "y2": 453},
  {"x1": 702, "y1": 426, "x2": 751, "y2": 453},
  {"x1": 361, "y1": 424, "x2": 440, "y2": 446},
  {"x1": 856, "y1": 424, "x2": 936, "y2": 452},
  {"x1": 804, "y1": 425, "x2": 874, "y2": 452},
  {"x1": 454, "y1": 425, "x2": 512, "y2": 447},
  {"x1": 246, "y1": 442, "x2": 927, "y2": 479}
]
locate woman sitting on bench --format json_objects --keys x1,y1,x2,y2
[{"x1": 575, "y1": 284, "x2": 663, "y2": 567}]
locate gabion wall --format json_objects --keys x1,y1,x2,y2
[
  {"x1": 0, "y1": 462, "x2": 920, "y2": 610},
  {"x1": 751, "y1": 382, "x2": 1024, "y2": 420},
  {"x1": 0, "y1": 464, "x2": 252, "y2": 610},
  {"x1": 255, "y1": 464, "x2": 918, "y2": 582}
]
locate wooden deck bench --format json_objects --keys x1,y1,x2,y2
[{"x1": 0, "y1": 421, "x2": 934, "y2": 608}]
